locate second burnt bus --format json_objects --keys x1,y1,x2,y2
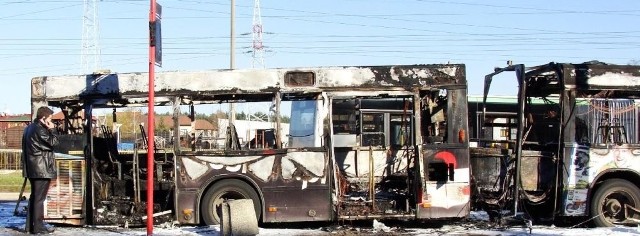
[
  {"x1": 471, "y1": 61, "x2": 640, "y2": 227},
  {"x1": 32, "y1": 64, "x2": 470, "y2": 226}
]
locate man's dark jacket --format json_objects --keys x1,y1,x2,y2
[{"x1": 22, "y1": 121, "x2": 58, "y2": 179}]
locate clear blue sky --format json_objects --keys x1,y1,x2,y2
[{"x1": 1, "y1": 0, "x2": 639, "y2": 114}]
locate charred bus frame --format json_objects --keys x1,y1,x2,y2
[
  {"x1": 472, "y1": 61, "x2": 640, "y2": 227},
  {"x1": 31, "y1": 64, "x2": 470, "y2": 226}
]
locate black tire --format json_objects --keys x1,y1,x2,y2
[
  {"x1": 200, "y1": 179, "x2": 261, "y2": 225},
  {"x1": 590, "y1": 179, "x2": 640, "y2": 227}
]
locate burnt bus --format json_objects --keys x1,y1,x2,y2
[
  {"x1": 470, "y1": 61, "x2": 640, "y2": 227},
  {"x1": 31, "y1": 64, "x2": 471, "y2": 226}
]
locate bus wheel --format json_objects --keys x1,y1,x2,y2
[
  {"x1": 590, "y1": 179, "x2": 640, "y2": 227},
  {"x1": 200, "y1": 179, "x2": 261, "y2": 225}
]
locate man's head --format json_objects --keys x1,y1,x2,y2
[{"x1": 35, "y1": 106, "x2": 54, "y2": 121}]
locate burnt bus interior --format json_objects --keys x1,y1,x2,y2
[
  {"x1": 473, "y1": 63, "x2": 585, "y2": 222},
  {"x1": 46, "y1": 88, "x2": 456, "y2": 225},
  {"x1": 471, "y1": 61, "x2": 640, "y2": 223},
  {"x1": 470, "y1": 63, "x2": 569, "y2": 221},
  {"x1": 331, "y1": 88, "x2": 455, "y2": 218},
  {"x1": 468, "y1": 95, "x2": 559, "y2": 214},
  {"x1": 331, "y1": 97, "x2": 418, "y2": 217},
  {"x1": 49, "y1": 91, "x2": 335, "y2": 225},
  {"x1": 36, "y1": 65, "x2": 468, "y2": 226},
  {"x1": 47, "y1": 105, "x2": 177, "y2": 226},
  {"x1": 48, "y1": 93, "x2": 321, "y2": 225}
]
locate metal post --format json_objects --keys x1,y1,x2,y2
[
  {"x1": 147, "y1": 0, "x2": 156, "y2": 234},
  {"x1": 229, "y1": 0, "x2": 236, "y2": 122},
  {"x1": 513, "y1": 65, "x2": 526, "y2": 217}
]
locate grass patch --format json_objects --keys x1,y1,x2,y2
[{"x1": 0, "y1": 170, "x2": 29, "y2": 192}]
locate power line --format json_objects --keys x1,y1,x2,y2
[
  {"x1": 413, "y1": 0, "x2": 640, "y2": 16},
  {"x1": 0, "y1": 3, "x2": 81, "y2": 20},
  {"x1": 4, "y1": 40, "x2": 640, "y2": 51},
  {"x1": 1, "y1": 1, "x2": 637, "y2": 72},
  {"x1": 7, "y1": 10, "x2": 640, "y2": 21},
  {"x1": 2, "y1": 1, "x2": 638, "y2": 40},
  {"x1": 0, "y1": 54, "x2": 220, "y2": 77},
  {"x1": 1, "y1": 29, "x2": 640, "y2": 43},
  {"x1": 188, "y1": 1, "x2": 640, "y2": 36},
  {"x1": 3, "y1": 0, "x2": 145, "y2": 3},
  {"x1": 2, "y1": 44, "x2": 637, "y2": 57}
]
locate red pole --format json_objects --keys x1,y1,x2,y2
[{"x1": 147, "y1": 0, "x2": 156, "y2": 235}]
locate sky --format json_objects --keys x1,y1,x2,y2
[{"x1": 1, "y1": 0, "x2": 639, "y2": 114}]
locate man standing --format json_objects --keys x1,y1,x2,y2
[{"x1": 22, "y1": 106, "x2": 58, "y2": 234}]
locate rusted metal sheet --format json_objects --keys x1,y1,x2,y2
[
  {"x1": 520, "y1": 151, "x2": 555, "y2": 192},
  {"x1": 469, "y1": 147, "x2": 508, "y2": 192}
]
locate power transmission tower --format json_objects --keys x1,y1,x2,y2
[
  {"x1": 251, "y1": 0, "x2": 265, "y2": 68},
  {"x1": 81, "y1": 0, "x2": 101, "y2": 73}
]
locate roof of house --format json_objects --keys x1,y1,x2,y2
[
  {"x1": 144, "y1": 115, "x2": 216, "y2": 130},
  {"x1": 154, "y1": 115, "x2": 191, "y2": 126},
  {"x1": 194, "y1": 119, "x2": 215, "y2": 130},
  {"x1": 0, "y1": 114, "x2": 31, "y2": 122},
  {"x1": 51, "y1": 110, "x2": 96, "y2": 120}
]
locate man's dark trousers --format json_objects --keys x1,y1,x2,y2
[{"x1": 26, "y1": 178, "x2": 51, "y2": 234}]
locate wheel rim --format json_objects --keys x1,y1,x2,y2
[{"x1": 600, "y1": 190, "x2": 636, "y2": 223}]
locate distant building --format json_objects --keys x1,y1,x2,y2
[
  {"x1": 140, "y1": 115, "x2": 217, "y2": 148},
  {"x1": 0, "y1": 114, "x2": 30, "y2": 148},
  {"x1": 217, "y1": 119, "x2": 290, "y2": 148},
  {"x1": 146, "y1": 115, "x2": 217, "y2": 137},
  {"x1": 51, "y1": 110, "x2": 96, "y2": 134}
]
